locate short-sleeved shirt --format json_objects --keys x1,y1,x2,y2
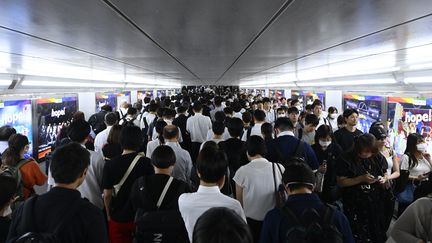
[
  {"x1": 233, "y1": 158, "x2": 284, "y2": 221},
  {"x1": 334, "y1": 127, "x2": 363, "y2": 151},
  {"x1": 400, "y1": 154, "x2": 432, "y2": 177},
  {"x1": 102, "y1": 152, "x2": 154, "y2": 222}
]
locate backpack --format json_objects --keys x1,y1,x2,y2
[
  {"x1": 122, "y1": 117, "x2": 137, "y2": 127},
  {"x1": 0, "y1": 158, "x2": 30, "y2": 202},
  {"x1": 274, "y1": 138, "x2": 305, "y2": 168},
  {"x1": 11, "y1": 195, "x2": 84, "y2": 243},
  {"x1": 282, "y1": 205, "x2": 343, "y2": 243},
  {"x1": 88, "y1": 113, "x2": 106, "y2": 134},
  {"x1": 134, "y1": 177, "x2": 189, "y2": 243}
]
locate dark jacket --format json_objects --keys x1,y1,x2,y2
[{"x1": 7, "y1": 187, "x2": 108, "y2": 243}]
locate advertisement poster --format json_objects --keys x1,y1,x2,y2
[
  {"x1": 388, "y1": 97, "x2": 432, "y2": 156},
  {"x1": 116, "y1": 92, "x2": 131, "y2": 110},
  {"x1": 137, "y1": 90, "x2": 154, "y2": 101},
  {"x1": 254, "y1": 89, "x2": 266, "y2": 96},
  {"x1": 269, "y1": 89, "x2": 285, "y2": 99},
  {"x1": 343, "y1": 94, "x2": 383, "y2": 133},
  {"x1": 0, "y1": 99, "x2": 33, "y2": 156},
  {"x1": 156, "y1": 90, "x2": 167, "y2": 98},
  {"x1": 95, "y1": 93, "x2": 117, "y2": 112},
  {"x1": 36, "y1": 97, "x2": 78, "y2": 160},
  {"x1": 167, "y1": 89, "x2": 180, "y2": 97},
  {"x1": 291, "y1": 91, "x2": 325, "y2": 110}
]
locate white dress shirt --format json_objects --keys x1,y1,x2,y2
[
  {"x1": 146, "y1": 139, "x2": 163, "y2": 159},
  {"x1": 186, "y1": 113, "x2": 212, "y2": 143},
  {"x1": 179, "y1": 185, "x2": 247, "y2": 241},
  {"x1": 233, "y1": 158, "x2": 284, "y2": 221},
  {"x1": 165, "y1": 141, "x2": 193, "y2": 184},
  {"x1": 206, "y1": 127, "x2": 231, "y2": 141},
  {"x1": 241, "y1": 123, "x2": 264, "y2": 141},
  {"x1": 140, "y1": 113, "x2": 156, "y2": 130},
  {"x1": 47, "y1": 145, "x2": 105, "y2": 209},
  {"x1": 265, "y1": 109, "x2": 275, "y2": 124},
  {"x1": 94, "y1": 126, "x2": 112, "y2": 154},
  {"x1": 210, "y1": 106, "x2": 224, "y2": 121}
]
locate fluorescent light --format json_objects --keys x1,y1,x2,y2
[
  {"x1": 404, "y1": 77, "x2": 432, "y2": 84},
  {"x1": 296, "y1": 78, "x2": 396, "y2": 87},
  {"x1": 126, "y1": 84, "x2": 181, "y2": 89},
  {"x1": 407, "y1": 63, "x2": 432, "y2": 71},
  {"x1": 21, "y1": 80, "x2": 125, "y2": 88},
  {"x1": 0, "y1": 79, "x2": 12, "y2": 86}
]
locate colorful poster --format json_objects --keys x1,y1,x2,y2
[
  {"x1": 269, "y1": 89, "x2": 285, "y2": 99},
  {"x1": 156, "y1": 90, "x2": 167, "y2": 98},
  {"x1": 36, "y1": 97, "x2": 78, "y2": 161},
  {"x1": 137, "y1": 90, "x2": 154, "y2": 100},
  {"x1": 116, "y1": 92, "x2": 131, "y2": 110},
  {"x1": 0, "y1": 99, "x2": 33, "y2": 156},
  {"x1": 343, "y1": 94, "x2": 383, "y2": 133},
  {"x1": 388, "y1": 97, "x2": 432, "y2": 156},
  {"x1": 95, "y1": 93, "x2": 117, "y2": 112},
  {"x1": 291, "y1": 90, "x2": 325, "y2": 110},
  {"x1": 167, "y1": 89, "x2": 180, "y2": 97}
]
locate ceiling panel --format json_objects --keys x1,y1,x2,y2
[
  {"x1": 219, "y1": 0, "x2": 432, "y2": 84},
  {"x1": 0, "y1": 0, "x2": 199, "y2": 84},
  {"x1": 109, "y1": 0, "x2": 286, "y2": 81}
]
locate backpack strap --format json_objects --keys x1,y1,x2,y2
[
  {"x1": 281, "y1": 206, "x2": 301, "y2": 225},
  {"x1": 294, "y1": 140, "x2": 304, "y2": 158},
  {"x1": 113, "y1": 154, "x2": 143, "y2": 195},
  {"x1": 156, "y1": 177, "x2": 174, "y2": 209},
  {"x1": 298, "y1": 127, "x2": 303, "y2": 140},
  {"x1": 246, "y1": 127, "x2": 252, "y2": 140},
  {"x1": 320, "y1": 205, "x2": 335, "y2": 226}
]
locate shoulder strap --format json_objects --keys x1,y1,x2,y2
[
  {"x1": 16, "y1": 158, "x2": 30, "y2": 169},
  {"x1": 320, "y1": 205, "x2": 335, "y2": 226},
  {"x1": 246, "y1": 127, "x2": 252, "y2": 140},
  {"x1": 143, "y1": 116, "x2": 149, "y2": 128},
  {"x1": 156, "y1": 177, "x2": 174, "y2": 209},
  {"x1": 294, "y1": 140, "x2": 304, "y2": 158},
  {"x1": 298, "y1": 127, "x2": 303, "y2": 139},
  {"x1": 114, "y1": 154, "x2": 142, "y2": 194},
  {"x1": 282, "y1": 206, "x2": 301, "y2": 225}
]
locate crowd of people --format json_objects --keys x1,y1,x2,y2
[{"x1": 0, "y1": 87, "x2": 432, "y2": 243}]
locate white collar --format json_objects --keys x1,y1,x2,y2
[
  {"x1": 277, "y1": 131, "x2": 295, "y2": 137},
  {"x1": 165, "y1": 141, "x2": 180, "y2": 147},
  {"x1": 250, "y1": 157, "x2": 269, "y2": 164},
  {"x1": 197, "y1": 185, "x2": 220, "y2": 193}
]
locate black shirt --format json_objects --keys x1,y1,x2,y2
[
  {"x1": 130, "y1": 174, "x2": 190, "y2": 213},
  {"x1": 218, "y1": 138, "x2": 248, "y2": 176},
  {"x1": 334, "y1": 127, "x2": 363, "y2": 151},
  {"x1": 0, "y1": 216, "x2": 11, "y2": 243},
  {"x1": 7, "y1": 187, "x2": 108, "y2": 243},
  {"x1": 102, "y1": 152, "x2": 154, "y2": 222},
  {"x1": 102, "y1": 143, "x2": 122, "y2": 160}
]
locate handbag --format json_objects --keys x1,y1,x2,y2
[
  {"x1": 397, "y1": 182, "x2": 416, "y2": 204},
  {"x1": 272, "y1": 162, "x2": 286, "y2": 208}
]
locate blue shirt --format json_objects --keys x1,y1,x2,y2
[
  {"x1": 260, "y1": 193, "x2": 354, "y2": 243},
  {"x1": 266, "y1": 135, "x2": 320, "y2": 170}
]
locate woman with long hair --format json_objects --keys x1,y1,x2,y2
[
  {"x1": 336, "y1": 134, "x2": 388, "y2": 243},
  {"x1": 1, "y1": 134, "x2": 47, "y2": 202},
  {"x1": 102, "y1": 124, "x2": 123, "y2": 160},
  {"x1": 145, "y1": 120, "x2": 167, "y2": 158},
  {"x1": 397, "y1": 133, "x2": 432, "y2": 216}
]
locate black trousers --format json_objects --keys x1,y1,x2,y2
[{"x1": 247, "y1": 217, "x2": 263, "y2": 243}]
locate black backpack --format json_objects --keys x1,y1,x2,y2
[
  {"x1": 11, "y1": 196, "x2": 84, "y2": 243},
  {"x1": 275, "y1": 138, "x2": 305, "y2": 168},
  {"x1": 282, "y1": 205, "x2": 343, "y2": 243},
  {"x1": 88, "y1": 113, "x2": 106, "y2": 134},
  {"x1": 134, "y1": 177, "x2": 189, "y2": 243}
]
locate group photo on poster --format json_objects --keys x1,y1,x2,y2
[
  {"x1": 343, "y1": 94, "x2": 383, "y2": 133},
  {"x1": 137, "y1": 90, "x2": 154, "y2": 101},
  {"x1": 95, "y1": 93, "x2": 117, "y2": 112},
  {"x1": 0, "y1": 99, "x2": 33, "y2": 156},
  {"x1": 36, "y1": 97, "x2": 78, "y2": 160},
  {"x1": 388, "y1": 97, "x2": 432, "y2": 156}
]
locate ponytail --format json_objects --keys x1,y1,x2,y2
[
  {"x1": 2, "y1": 134, "x2": 29, "y2": 166},
  {"x1": 1, "y1": 147, "x2": 20, "y2": 166}
]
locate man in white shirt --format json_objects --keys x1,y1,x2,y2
[
  {"x1": 139, "y1": 103, "x2": 158, "y2": 131},
  {"x1": 186, "y1": 102, "x2": 212, "y2": 163},
  {"x1": 178, "y1": 146, "x2": 246, "y2": 241},
  {"x1": 162, "y1": 125, "x2": 193, "y2": 185},
  {"x1": 312, "y1": 100, "x2": 329, "y2": 129},
  {"x1": 151, "y1": 108, "x2": 183, "y2": 143},
  {"x1": 118, "y1": 107, "x2": 140, "y2": 127},
  {"x1": 210, "y1": 96, "x2": 224, "y2": 122},
  {"x1": 263, "y1": 98, "x2": 275, "y2": 124},
  {"x1": 242, "y1": 110, "x2": 266, "y2": 141},
  {"x1": 234, "y1": 135, "x2": 284, "y2": 242},
  {"x1": 94, "y1": 112, "x2": 118, "y2": 154},
  {"x1": 202, "y1": 122, "x2": 226, "y2": 151},
  {"x1": 47, "y1": 120, "x2": 105, "y2": 209}
]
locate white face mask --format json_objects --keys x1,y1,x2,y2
[
  {"x1": 319, "y1": 140, "x2": 332, "y2": 148},
  {"x1": 417, "y1": 143, "x2": 428, "y2": 153},
  {"x1": 330, "y1": 113, "x2": 338, "y2": 119},
  {"x1": 277, "y1": 113, "x2": 286, "y2": 118},
  {"x1": 296, "y1": 105, "x2": 302, "y2": 111}
]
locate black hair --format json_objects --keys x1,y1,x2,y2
[
  {"x1": 0, "y1": 125, "x2": 17, "y2": 141},
  {"x1": 101, "y1": 105, "x2": 113, "y2": 112},
  {"x1": 163, "y1": 125, "x2": 179, "y2": 140},
  {"x1": 2, "y1": 134, "x2": 29, "y2": 166},
  {"x1": 176, "y1": 106, "x2": 187, "y2": 114},
  {"x1": 311, "y1": 100, "x2": 323, "y2": 109},
  {"x1": 151, "y1": 145, "x2": 176, "y2": 169},
  {"x1": 193, "y1": 102, "x2": 203, "y2": 112},
  {"x1": 343, "y1": 108, "x2": 359, "y2": 118},
  {"x1": 262, "y1": 97, "x2": 271, "y2": 103},
  {"x1": 143, "y1": 97, "x2": 151, "y2": 104},
  {"x1": 274, "y1": 117, "x2": 294, "y2": 131},
  {"x1": 287, "y1": 107, "x2": 299, "y2": 115},
  {"x1": 314, "y1": 125, "x2": 334, "y2": 145},
  {"x1": 155, "y1": 120, "x2": 168, "y2": 145},
  {"x1": 305, "y1": 114, "x2": 319, "y2": 126},
  {"x1": 253, "y1": 110, "x2": 266, "y2": 122},
  {"x1": 223, "y1": 107, "x2": 233, "y2": 115},
  {"x1": 148, "y1": 103, "x2": 159, "y2": 113},
  {"x1": 305, "y1": 104, "x2": 312, "y2": 111},
  {"x1": 120, "y1": 126, "x2": 143, "y2": 151},
  {"x1": 193, "y1": 207, "x2": 253, "y2": 243},
  {"x1": 282, "y1": 162, "x2": 315, "y2": 191},
  {"x1": 67, "y1": 119, "x2": 91, "y2": 143},
  {"x1": 227, "y1": 118, "x2": 244, "y2": 138},
  {"x1": 337, "y1": 115, "x2": 345, "y2": 125},
  {"x1": 50, "y1": 142, "x2": 90, "y2": 184},
  {"x1": 105, "y1": 112, "x2": 118, "y2": 126},
  {"x1": 231, "y1": 102, "x2": 242, "y2": 113},
  {"x1": 107, "y1": 124, "x2": 122, "y2": 144},
  {"x1": 0, "y1": 175, "x2": 17, "y2": 209},
  {"x1": 327, "y1": 106, "x2": 338, "y2": 114},
  {"x1": 261, "y1": 123, "x2": 273, "y2": 141},
  {"x1": 352, "y1": 133, "x2": 378, "y2": 163},
  {"x1": 201, "y1": 140, "x2": 219, "y2": 151},
  {"x1": 291, "y1": 99, "x2": 299, "y2": 106},
  {"x1": 246, "y1": 135, "x2": 267, "y2": 157},
  {"x1": 212, "y1": 122, "x2": 225, "y2": 136},
  {"x1": 405, "y1": 133, "x2": 424, "y2": 169},
  {"x1": 196, "y1": 146, "x2": 228, "y2": 183},
  {"x1": 127, "y1": 107, "x2": 138, "y2": 115},
  {"x1": 242, "y1": 112, "x2": 252, "y2": 124},
  {"x1": 214, "y1": 96, "x2": 223, "y2": 106},
  {"x1": 163, "y1": 109, "x2": 177, "y2": 119},
  {"x1": 214, "y1": 111, "x2": 226, "y2": 123}
]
